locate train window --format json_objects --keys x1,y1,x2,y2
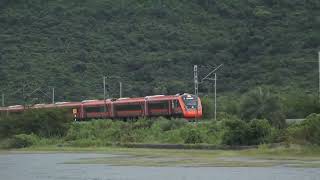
[
  {"x1": 172, "y1": 100, "x2": 180, "y2": 109},
  {"x1": 85, "y1": 106, "x2": 107, "y2": 113},
  {"x1": 115, "y1": 104, "x2": 142, "y2": 111},
  {"x1": 149, "y1": 101, "x2": 168, "y2": 109},
  {"x1": 182, "y1": 95, "x2": 198, "y2": 109}
]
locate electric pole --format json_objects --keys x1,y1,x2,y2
[
  {"x1": 201, "y1": 64, "x2": 223, "y2": 121},
  {"x1": 103, "y1": 76, "x2": 107, "y2": 113},
  {"x1": 214, "y1": 73, "x2": 217, "y2": 121},
  {"x1": 1, "y1": 93, "x2": 4, "y2": 107},
  {"x1": 194, "y1": 65, "x2": 198, "y2": 97},
  {"x1": 318, "y1": 51, "x2": 320, "y2": 101},
  {"x1": 103, "y1": 76, "x2": 107, "y2": 100},
  {"x1": 22, "y1": 85, "x2": 25, "y2": 109},
  {"x1": 119, "y1": 81, "x2": 122, "y2": 98},
  {"x1": 194, "y1": 65, "x2": 199, "y2": 122},
  {"x1": 52, "y1": 88, "x2": 55, "y2": 104}
]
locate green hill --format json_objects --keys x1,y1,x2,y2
[{"x1": 0, "y1": 0, "x2": 319, "y2": 105}]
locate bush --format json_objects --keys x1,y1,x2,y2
[
  {"x1": 267, "y1": 127, "x2": 285, "y2": 143},
  {"x1": 8, "y1": 134, "x2": 38, "y2": 148},
  {"x1": 222, "y1": 118, "x2": 249, "y2": 145},
  {"x1": 152, "y1": 118, "x2": 186, "y2": 131},
  {"x1": 23, "y1": 109, "x2": 72, "y2": 137},
  {"x1": 182, "y1": 127, "x2": 204, "y2": 144},
  {"x1": 161, "y1": 130, "x2": 184, "y2": 144},
  {"x1": 65, "y1": 120, "x2": 122, "y2": 142},
  {"x1": 287, "y1": 113, "x2": 320, "y2": 145},
  {"x1": 220, "y1": 118, "x2": 274, "y2": 146},
  {"x1": 0, "y1": 109, "x2": 72, "y2": 138},
  {"x1": 206, "y1": 120, "x2": 225, "y2": 145},
  {"x1": 247, "y1": 119, "x2": 272, "y2": 145},
  {"x1": 131, "y1": 118, "x2": 153, "y2": 129},
  {"x1": 0, "y1": 115, "x2": 17, "y2": 138}
]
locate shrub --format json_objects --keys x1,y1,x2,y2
[
  {"x1": 162, "y1": 130, "x2": 184, "y2": 144},
  {"x1": 23, "y1": 109, "x2": 72, "y2": 137},
  {"x1": 182, "y1": 127, "x2": 204, "y2": 144},
  {"x1": 0, "y1": 109, "x2": 71, "y2": 138},
  {"x1": 287, "y1": 113, "x2": 320, "y2": 145},
  {"x1": 302, "y1": 114, "x2": 320, "y2": 145},
  {"x1": 220, "y1": 118, "x2": 274, "y2": 146},
  {"x1": 0, "y1": 139, "x2": 11, "y2": 149},
  {"x1": 152, "y1": 118, "x2": 186, "y2": 131},
  {"x1": 131, "y1": 118, "x2": 153, "y2": 129},
  {"x1": 267, "y1": 127, "x2": 285, "y2": 143},
  {"x1": 222, "y1": 119, "x2": 249, "y2": 145},
  {"x1": 0, "y1": 115, "x2": 17, "y2": 138},
  {"x1": 206, "y1": 120, "x2": 225, "y2": 145},
  {"x1": 247, "y1": 119, "x2": 272, "y2": 145},
  {"x1": 8, "y1": 134, "x2": 38, "y2": 148},
  {"x1": 65, "y1": 120, "x2": 122, "y2": 143}
]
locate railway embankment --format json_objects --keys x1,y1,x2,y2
[{"x1": 1, "y1": 109, "x2": 320, "y2": 153}]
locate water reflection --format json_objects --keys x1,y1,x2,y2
[{"x1": 0, "y1": 153, "x2": 319, "y2": 180}]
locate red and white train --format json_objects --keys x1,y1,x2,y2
[{"x1": 0, "y1": 93, "x2": 202, "y2": 120}]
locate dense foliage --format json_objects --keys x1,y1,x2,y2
[
  {"x1": 0, "y1": 0, "x2": 319, "y2": 106},
  {"x1": 0, "y1": 109, "x2": 71, "y2": 138},
  {"x1": 287, "y1": 113, "x2": 320, "y2": 145},
  {"x1": 0, "y1": 110, "x2": 275, "y2": 148},
  {"x1": 1, "y1": 109, "x2": 319, "y2": 149},
  {"x1": 201, "y1": 86, "x2": 320, "y2": 120}
]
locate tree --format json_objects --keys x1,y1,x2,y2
[
  {"x1": 282, "y1": 90, "x2": 320, "y2": 118},
  {"x1": 201, "y1": 96, "x2": 214, "y2": 119},
  {"x1": 0, "y1": 0, "x2": 318, "y2": 104},
  {"x1": 240, "y1": 87, "x2": 285, "y2": 128}
]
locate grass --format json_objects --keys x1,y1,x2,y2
[{"x1": 2, "y1": 144, "x2": 320, "y2": 168}]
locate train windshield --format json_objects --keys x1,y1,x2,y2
[{"x1": 182, "y1": 95, "x2": 198, "y2": 109}]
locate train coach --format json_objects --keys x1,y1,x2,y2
[{"x1": 0, "y1": 93, "x2": 202, "y2": 120}]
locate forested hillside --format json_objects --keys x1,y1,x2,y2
[{"x1": 0, "y1": 0, "x2": 319, "y2": 105}]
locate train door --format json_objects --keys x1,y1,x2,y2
[
  {"x1": 72, "y1": 108, "x2": 78, "y2": 121},
  {"x1": 172, "y1": 99, "x2": 183, "y2": 117},
  {"x1": 72, "y1": 106, "x2": 82, "y2": 121}
]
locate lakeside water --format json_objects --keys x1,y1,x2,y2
[{"x1": 0, "y1": 153, "x2": 319, "y2": 180}]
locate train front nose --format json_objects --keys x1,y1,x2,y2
[
  {"x1": 180, "y1": 94, "x2": 203, "y2": 119},
  {"x1": 184, "y1": 108, "x2": 202, "y2": 118}
]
